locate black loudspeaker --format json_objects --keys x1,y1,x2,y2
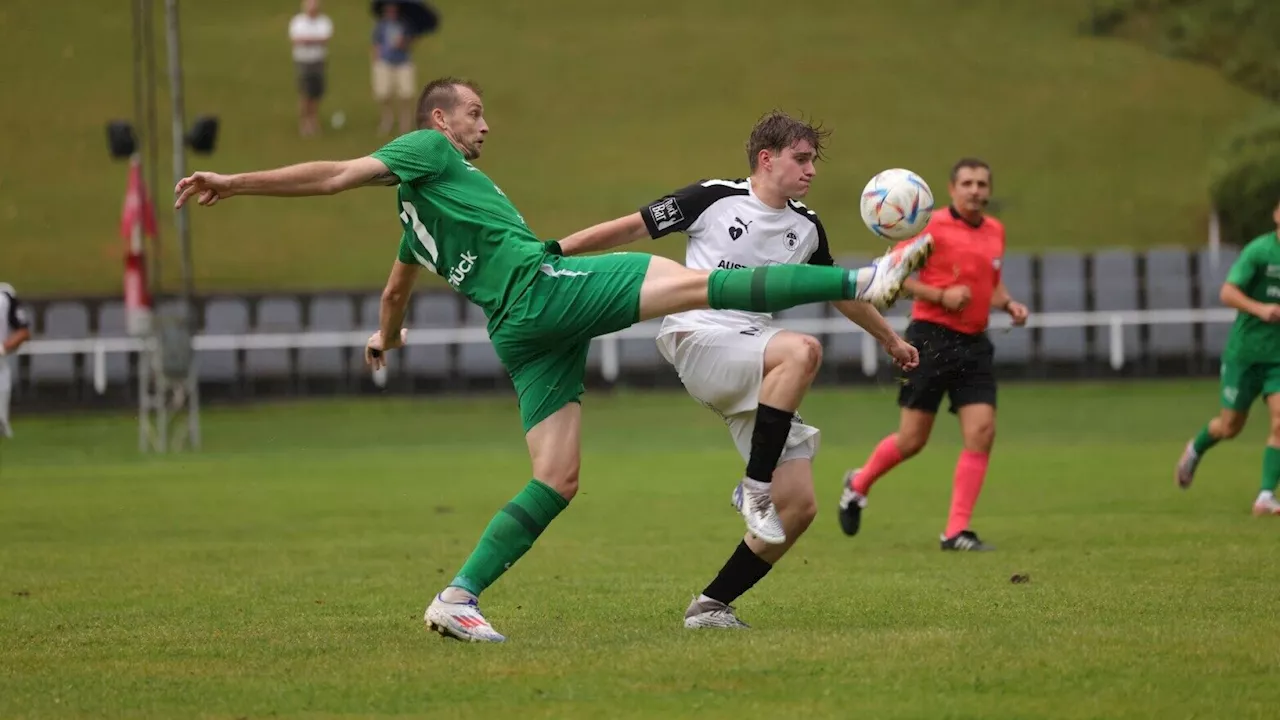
[
  {"x1": 187, "y1": 115, "x2": 219, "y2": 154},
  {"x1": 107, "y1": 120, "x2": 138, "y2": 158}
]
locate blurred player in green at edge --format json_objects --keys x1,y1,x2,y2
[
  {"x1": 1177, "y1": 197, "x2": 1280, "y2": 516},
  {"x1": 174, "y1": 77, "x2": 933, "y2": 642}
]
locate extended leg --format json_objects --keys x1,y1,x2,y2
[{"x1": 636, "y1": 236, "x2": 933, "y2": 320}]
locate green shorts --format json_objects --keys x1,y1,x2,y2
[
  {"x1": 491, "y1": 252, "x2": 651, "y2": 432},
  {"x1": 1219, "y1": 359, "x2": 1280, "y2": 412}
]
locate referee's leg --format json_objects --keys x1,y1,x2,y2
[
  {"x1": 941, "y1": 340, "x2": 999, "y2": 549},
  {"x1": 837, "y1": 329, "x2": 941, "y2": 537}
]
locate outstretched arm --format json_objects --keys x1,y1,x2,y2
[
  {"x1": 832, "y1": 299, "x2": 918, "y2": 371},
  {"x1": 557, "y1": 212, "x2": 649, "y2": 256},
  {"x1": 174, "y1": 156, "x2": 397, "y2": 208}
]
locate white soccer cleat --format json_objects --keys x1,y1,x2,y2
[
  {"x1": 859, "y1": 234, "x2": 934, "y2": 310},
  {"x1": 684, "y1": 596, "x2": 751, "y2": 629},
  {"x1": 1252, "y1": 495, "x2": 1280, "y2": 517},
  {"x1": 731, "y1": 478, "x2": 786, "y2": 545},
  {"x1": 1175, "y1": 441, "x2": 1200, "y2": 490},
  {"x1": 425, "y1": 593, "x2": 506, "y2": 643}
]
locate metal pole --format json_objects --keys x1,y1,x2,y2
[
  {"x1": 144, "y1": 0, "x2": 162, "y2": 296},
  {"x1": 165, "y1": 0, "x2": 194, "y2": 327},
  {"x1": 163, "y1": 0, "x2": 201, "y2": 452},
  {"x1": 131, "y1": 0, "x2": 144, "y2": 138}
]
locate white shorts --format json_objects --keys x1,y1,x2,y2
[
  {"x1": 657, "y1": 326, "x2": 819, "y2": 464},
  {"x1": 0, "y1": 365, "x2": 11, "y2": 438}
]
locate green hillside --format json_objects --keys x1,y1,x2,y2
[{"x1": 0, "y1": 0, "x2": 1267, "y2": 296}]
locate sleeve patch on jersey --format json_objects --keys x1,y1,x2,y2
[{"x1": 647, "y1": 197, "x2": 685, "y2": 232}]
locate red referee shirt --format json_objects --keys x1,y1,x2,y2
[{"x1": 899, "y1": 206, "x2": 1006, "y2": 335}]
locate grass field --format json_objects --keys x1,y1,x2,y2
[
  {"x1": 1, "y1": 0, "x2": 1269, "y2": 295},
  {"x1": 3, "y1": 380, "x2": 1279, "y2": 718}
]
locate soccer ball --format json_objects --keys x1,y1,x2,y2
[{"x1": 859, "y1": 168, "x2": 934, "y2": 241}]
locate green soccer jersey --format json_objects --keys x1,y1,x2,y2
[
  {"x1": 1223, "y1": 232, "x2": 1280, "y2": 364},
  {"x1": 371, "y1": 130, "x2": 546, "y2": 328}
]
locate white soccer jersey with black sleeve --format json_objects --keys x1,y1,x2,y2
[
  {"x1": 639, "y1": 178, "x2": 832, "y2": 338},
  {"x1": 0, "y1": 287, "x2": 29, "y2": 437},
  {"x1": 0, "y1": 288, "x2": 30, "y2": 354}
]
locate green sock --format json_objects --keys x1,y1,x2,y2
[
  {"x1": 449, "y1": 479, "x2": 569, "y2": 596},
  {"x1": 1192, "y1": 425, "x2": 1219, "y2": 455},
  {"x1": 1262, "y1": 446, "x2": 1280, "y2": 494},
  {"x1": 708, "y1": 265, "x2": 860, "y2": 312}
]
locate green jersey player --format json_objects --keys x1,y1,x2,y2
[
  {"x1": 1177, "y1": 197, "x2": 1280, "y2": 516},
  {"x1": 174, "y1": 77, "x2": 933, "y2": 642}
]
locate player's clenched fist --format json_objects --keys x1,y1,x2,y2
[{"x1": 364, "y1": 328, "x2": 408, "y2": 370}]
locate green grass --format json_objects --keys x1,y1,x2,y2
[
  {"x1": 3, "y1": 380, "x2": 1280, "y2": 718},
  {"x1": 0, "y1": 0, "x2": 1269, "y2": 296}
]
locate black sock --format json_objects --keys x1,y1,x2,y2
[
  {"x1": 745, "y1": 403, "x2": 794, "y2": 484},
  {"x1": 701, "y1": 540, "x2": 773, "y2": 606}
]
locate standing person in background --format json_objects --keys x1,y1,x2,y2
[
  {"x1": 371, "y1": 3, "x2": 418, "y2": 136},
  {"x1": 0, "y1": 283, "x2": 32, "y2": 440},
  {"x1": 288, "y1": 0, "x2": 334, "y2": 137},
  {"x1": 836, "y1": 158, "x2": 1029, "y2": 551}
]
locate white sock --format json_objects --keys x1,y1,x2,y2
[
  {"x1": 440, "y1": 586, "x2": 476, "y2": 604},
  {"x1": 1258, "y1": 490, "x2": 1274, "y2": 502},
  {"x1": 851, "y1": 266, "x2": 877, "y2": 298}
]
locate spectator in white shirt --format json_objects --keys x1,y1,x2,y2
[
  {"x1": 288, "y1": 0, "x2": 334, "y2": 137},
  {"x1": 0, "y1": 283, "x2": 31, "y2": 439}
]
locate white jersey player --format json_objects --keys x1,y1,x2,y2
[
  {"x1": 0, "y1": 283, "x2": 33, "y2": 438},
  {"x1": 557, "y1": 111, "x2": 921, "y2": 628}
]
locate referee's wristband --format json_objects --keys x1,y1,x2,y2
[{"x1": 542, "y1": 240, "x2": 564, "y2": 256}]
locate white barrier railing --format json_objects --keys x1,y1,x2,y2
[{"x1": 16, "y1": 308, "x2": 1237, "y2": 393}]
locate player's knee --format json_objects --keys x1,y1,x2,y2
[
  {"x1": 539, "y1": 464, "x2": 581, "y2": 501},
  {"x1": 1220, "y1": 414, "x2": 1247, "y2": 439},
  {"x1": 789, "y1": 494, "x2": 818, "y2": 533},
  {"x1": 774, "y1": 334, "x2": 822, "y2": 377},
  {"x1": 965, "y1": 423, "x2": 996, "y2": 453},
  {"x1": 1267, "y1": 417, "x2": 1280, "y2": 444},
  {"x1": 793, "y1": 335, "x2": 823, "y2": 377}
]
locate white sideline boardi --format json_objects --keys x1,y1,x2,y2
[{"x1": 16, "y1": 308, "x2": 1238, "y2": 395}]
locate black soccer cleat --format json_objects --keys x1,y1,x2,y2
[
  {"x1": 837, "y1": 469, "x2": 867, "y2": 537},
  {"x1": 940, "y1": 529, "x2": 994, "y2": 552}
]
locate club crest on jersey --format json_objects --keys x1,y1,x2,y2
[
  {"x1": 784, "y1": 230, "x2": 799, "y2": 250},
  {"x1": 648, "y1": 197, "x2": 684, "y2": 232}
]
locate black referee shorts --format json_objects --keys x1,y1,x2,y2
[{"x1": 897, "y1": 320, "x2": 997, "y2": 415}]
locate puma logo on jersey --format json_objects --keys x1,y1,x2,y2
[
  {"x1": 728, "y1": 216, "x2": 752, "y2": 241},
  {"x1": 448, "y1": 252, "x2": 478, "y2": 287}
]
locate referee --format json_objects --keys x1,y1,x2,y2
[{"x1": 837, "y1": 158, "x2": 1029, "y2": 551}]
